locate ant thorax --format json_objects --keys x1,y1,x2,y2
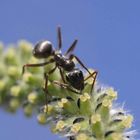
[{"x1": 54, "y1": 53, "x2": 75, "y2": 71}]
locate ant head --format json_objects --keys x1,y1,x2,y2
[{"x1": 33, "y1": 40, "x2": 54, "y2": 59}]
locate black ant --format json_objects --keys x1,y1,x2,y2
[{"x1": 22, "y1": 27, "x2": 97, "y2": 103}]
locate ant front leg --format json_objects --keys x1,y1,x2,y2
[
  {"x1": 43, "y1": 73, "x2": 50, "y2": 109},
  {"x1": 44, "y1": 65, "x2": 57, "y2": 88},
  {"x1": 22, "y1": 59, "x2": 54, "y2": 74},
  {"x1": 43, "y1": 66, "x2": 57, "y2": 104}
]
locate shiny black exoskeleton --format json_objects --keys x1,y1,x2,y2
[
  {"x1": 66, "y1": 69, "x2": 84, "y2": 90},
  {"x1": 22, "y1": 27, "x2": 97, "y2": 94}
]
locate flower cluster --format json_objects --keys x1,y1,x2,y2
[
  {"x1": 0, "y1": 40, "x2": 44, "y2": 115},
  {"x1": 0, "y1": 41, "x2": 135, "y2": 140}
]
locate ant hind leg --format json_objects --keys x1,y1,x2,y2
[
  {"x1": 53, "y1": 81, "x2": 80, "y2": 95},
  {"x1": 84, "y1": 71, "x2": 98, "y2": 94}
]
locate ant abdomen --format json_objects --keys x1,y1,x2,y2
[{"x1": 66, "y1": 69, "x2": 84, "y2": 90}]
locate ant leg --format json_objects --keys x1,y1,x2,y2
[
  {"x1": 84, "y1": 71, "x2": 98, "y2": 94},
  {"x1": 69, "y1": 54, "x2": 92, "y2": 76},
  {"x1": 57, "y1": 26, "x2": 62, "y2": 50},
  {"x1": 65, "y1": 40, "x2": 78, "y2": 56},
  {"x1": 58, "y1": 67, "x2": 66, "y2": 83},
  {"x1": 22, "y1": 59, "x2": 54, "y2": 74},
  {"x1": 47, "y1": 65, "x2": 57, "y2": 75},
  {"x1": 44, "y1": 65, "x2": 57, "y2": 92},
  {"x1": 43, "y1": 73, "x2": 50, "y2": 109},
  {"x1": 69, "y1": 54, "x2": 98, "y2": 92},
  {"x1": 53, "y1": 81, "x2": 80, "y2": 94},
  {"x1": 43, "y1": 66, "x2": 57, "y2": 110}
]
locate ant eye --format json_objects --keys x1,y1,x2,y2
[{"x1": 33, "y1": 40, "x2": 54, "y2": 58}]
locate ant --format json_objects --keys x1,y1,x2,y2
[{"x1": 22, "y1": 27, "x2": 98, "y2": 104}]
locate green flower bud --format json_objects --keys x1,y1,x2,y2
[
  {"x1": 9, "y1": 99, "x2": 20, "y2": 112},
  {"x1": 27, "y1": 92, "x2": 38, "y2": 104},
  {"x1": 0, "y1": 80, "x2": 6, "y2": 91},
  {"x1": 23, "y1": 104, "x2": 33, "y2": 117},
  {"x1": 55, "y1": 120, "x2": 66, "y2": 132},
  {"x1": 37, "y1": 113, "x2": 47, "y2": 124},
  {"x1": 10, "y1": 86, "x2": 21, "y2": 97},
  {"x1": 71, "y1": 123, "x2": 81, "y2": 134},
  {"x1": 4, "y1": 47, "x2": 18, "y2": 65},
  {"x1": 76, "y1": 133, "x2": 89, "y2": 140},
  {"x1": 7, "y1": 66, "x2": 20, "y2": 79}
]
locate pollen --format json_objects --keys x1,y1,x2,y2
[
  {"x1": 71, "y1": 123, "x2": 81, "y2": 133},
  {"x1": 106, "y1": 88, "x2": 117, "y2": 99},
  {"x1": 43, "y1": 104, "x2": 53, "y2": 113},
  {"x1": 91, "y1": 114, "x2": 101, "y2": 124},
  {"x1": 58, "y1": 98, "x2": 68, "y2": 108},
  {"x1": 58, "y1": 101, "x2": 64, "y2": 108},
  {"x1": 76, "y1": 133, "x2": 88, "y2": 140},
  {"x1": 56, "y1": 120, "x2": 66, "y2": 131},
  {"x1": 80, "y1": 93, "x2": 90, "y2": 102},
  {"x1": 61, "y1": 98, "x2": 68, "y2": 104},
  {"x1": 37, "y1": 113, "x2": 47, "y2": 124},
  {"x1": 102, "y1": 99, "x2": 112, "y2": 108},
  {"x1": 122, "y1": 115, "x2": 133, "y2": 128}
]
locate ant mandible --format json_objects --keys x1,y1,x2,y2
[{"x1": 22, "y1": 27, "x2": 98, "y2": 99}]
